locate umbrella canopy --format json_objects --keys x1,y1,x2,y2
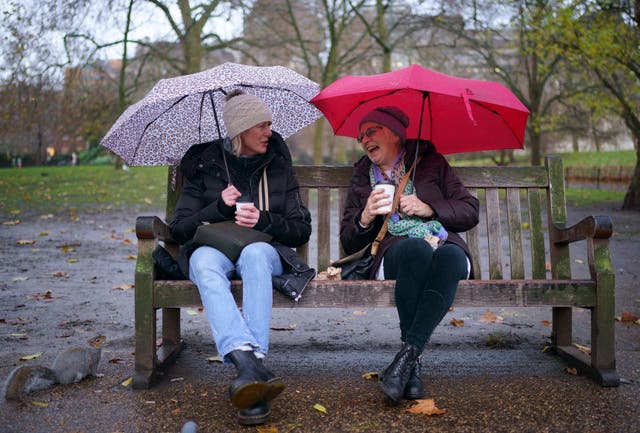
[
  {"x1": 101, "y1": 62, "x2": 323, "y2": 166},
  {"x1": 311, "y1": 64, "x2": 529, "y2": 154}
]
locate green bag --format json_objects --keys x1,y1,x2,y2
[{"x1": 193, "y1": 221, "x2": 273, "y2": 262}]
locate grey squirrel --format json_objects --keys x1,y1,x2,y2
[{"x1": 3, "y1": 335, "x2": 106, "y2": 401}]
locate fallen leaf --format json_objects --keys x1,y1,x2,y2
[
  {"x1": 352, "y1": 310, "x2": 367, "y2": 316},
  {"x1": 313, "y1": 403, "x2": 327, "y2": 413},
  {"x1": 121, "y1": 377, "x2": 133, "y2": 387},
  {"x1": 563, "y1": 367, "x2": 578, "y2": 375},
  {"x1": 573, "y1": 343, "x2": 591, "y2": 356},
  {"x1": 31, "y1": 401, "x2": 49, "y2": 407},
  {"x1": 362, "y1": 372, "x2": 379, "y2": 380},
  {"x1": 16, "y1": 240, "x2": 36, "y2": 245},
  {"x1": 171, "y1": 408, "x2": 181, "y2": 415},
  {"x1": 450, "y1": 318, "x2": 465, "y2": 327},
  {"x1": 52, "y1": 271, "x2": 68, "y2": 278},
  {"x1": 12, "y1": 277, "x2": 28, "y2": 282},
  {"x1": 574, "y1": 259, "x2": 584, "y2": 264},
  {"x1": 20, "y1": 353, "x2": 43, "y2": 361},
  {"x1": 185, "y1": 309, "x2": 199, "y2": 316},
  {"x1": 38, "y1": 231, "x2": 49, "y2": 236},
  {"x1": 479, "y1": 311, "x2": 504, "y2": 323},
  {"x1": 617, "y1": 311, "x2": 639, "y2": 323},
  {"x1": 206, "y1": 355, "x2": 223, "y2": 363},
  {"x1": 170, "y1": 377, "x2": 184, "y2": 382},
  {"x1": 108, "y1": 358, "x2": 124, "y2": 364},
  {"x1": 39, "y1": 214, "x2": 53, "y2": 219},
  {"x1": 541, "y1": 345, "x2": 551, "y2": 353},
  {"x1": 127, "y1": 255, "x2": 137, "y2": 260},
  {"x1": 270, "y1": 324, "x2": 296, "y2": 331},
  {"x1": 122, "y1": 238, "x2": 132, "y2": 245},
  {"x1": 405, "y1": 399, "x2": 446, "y2": 416},
  {"x1": 113, "y1": 283, "x2": 134, "y2": 291},
  {"x1": 541, "y1": 320, "x2": 551, "y2": 327},
  {"x1": 30, "y1": 291, "x2": 53, "y2": 300},
  {"x1": 257, "y1": 426, "x2": 279, "y2": 433},
  {"x1": 67, "y1": 258, "x2": 79, "y2": 263},
  {"x1": 2, "y1": 220, "x2": 20, "y2": 225}
]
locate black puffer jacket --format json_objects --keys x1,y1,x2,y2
[
  {"x1": 340, "y1": 139, "x2": 479, "y2": 279},
  {"x1": 170, "y1": 131, "x2": 314, "y2": 301}
]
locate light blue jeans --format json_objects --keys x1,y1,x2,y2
[{"x1": 189, "y1": 242, "x2": 283, "y2": 359}]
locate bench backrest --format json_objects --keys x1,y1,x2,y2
[{"x1": 164, "y1": 155, "x2": 570, "y2": 281}]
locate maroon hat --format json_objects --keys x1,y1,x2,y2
[{"x1": 359, "y1": 106, "x2": 410, "y2": 142}]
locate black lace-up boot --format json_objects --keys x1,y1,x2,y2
[
  {"x1": 379, "y1": 342, "x2": 421, "y2": 404},
  {"x1": 403, "y1": 355, "x2": 425, "y2": 399},
  {"x1": 226, "y1": 350, "x2": 285, "y2": 409}
]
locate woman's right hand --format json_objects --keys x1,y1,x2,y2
[
  {"x1": 221, "y1": 184, "x2": 242, "y2": 207},
  {"x1": 360, "y1": 188, "x2": 392, "y2": 227}
]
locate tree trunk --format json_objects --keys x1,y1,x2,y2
[
  {"x1": 622, "y1": 138, "x2": 640, "y2": 210},
  {"x1": 529, "y1": 129, "x2": 542, "y2": 166},
  {"x1": 313, "y1": 120, "x2": 325, "y2": 165}
]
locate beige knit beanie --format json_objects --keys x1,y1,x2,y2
[{"x1": 223, "y1": 90, "x2": 273, "y2": 139}]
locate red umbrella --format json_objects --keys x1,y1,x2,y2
[{"x1": 310, "y1": 64, "x2": 529, "y2": 154}]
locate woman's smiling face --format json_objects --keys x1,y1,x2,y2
[{"x1": 358, "y1": 121, "x2": 403, "y2": 171}]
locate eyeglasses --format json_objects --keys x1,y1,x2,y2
[{"x1": 357, "y1": 126, "x2": 382, "y2": 143}]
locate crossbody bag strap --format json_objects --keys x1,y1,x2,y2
[{"x1": 371, "y1": 158, "x2": 420, "y2": 256}]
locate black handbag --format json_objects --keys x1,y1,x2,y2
[
  {"x1": 330, "y1": 244, "x2": 375, "y2": 280},
  {"x1": 193, "y1": 220, "x2": 273, "y2": 262},
  {"x1": 330, "y1": 163, "x2": 415, "y2": 280}
]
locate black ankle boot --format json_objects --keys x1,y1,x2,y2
[
  {"x1": 238, "y1": 401, "x2": 271, "y2": 425},
  {"x1": 379, "y1": 343, "x2": 421, "y2": 404},
  {"x1": 226, "y1": 350, "x2": 285, "y2": 409},
  {"x1": 403, "y1": 355, "x2": 425, "y2": 399}
]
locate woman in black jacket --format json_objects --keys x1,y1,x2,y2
[
  {"x1": 170, "y1": 90, "x2": 313, "y2": 425},
  {"x1": 340, "y1": 106, "x2": 479, "y2": 404}
]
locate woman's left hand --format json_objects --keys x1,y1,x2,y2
[
  {"x1": 399, "y1": 194, "x2": 434, "y2": 218},
  {"x1": 235, "y1": 204, "x2": 259, "y2": 228}
]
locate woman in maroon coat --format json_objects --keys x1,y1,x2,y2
[{"x1": 340, "y1": 106, "x2": 479, "y2": 404}]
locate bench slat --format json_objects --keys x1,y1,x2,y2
[
  {"x1": 528, "y1": 188, "x2": 546, "y2": 279},
  {"x1": 507, "y1": 188, "x2": 525, "y2": 279},
  {"x1": 485, "y1": 188, "x2": 503, "y2": 279}
]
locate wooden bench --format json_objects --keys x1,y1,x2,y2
[{"x1": 134, "y1": 155, "x2": 619, "y2": 388}]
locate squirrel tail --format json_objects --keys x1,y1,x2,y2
[{"x1": 3, "y1": 365, "x2": 58, "y2": 401}]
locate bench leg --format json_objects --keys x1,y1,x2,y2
[
  {"x1": 551, "y1": 306, "x2": 572, "y2": 347},
  {"x1": 156, "y1": 307, "x2": 185, "y2": 371},
  {"x1": 554, "y1": 271, "x2": 619, "y2": 386},
  {"x1": 134, "y1": 273, "x2": 157, "y2": 389}
]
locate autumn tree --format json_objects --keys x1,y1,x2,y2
[{"x1": 553, "y1": 1, "x2": 640, "y2": 210}]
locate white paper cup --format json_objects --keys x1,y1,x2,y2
[
  {"x1": 236, "y1": 201, "x2": 253, "y2": 212},
  {"x1": 374, "y1": 183, "x2": 395, "y2": 213}
]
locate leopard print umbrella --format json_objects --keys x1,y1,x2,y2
[{"x1": 100, "y1": 62, "x2": 323, "y2": 166}]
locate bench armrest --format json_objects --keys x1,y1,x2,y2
[
  {"x1": 136, "y1": 215, "x2": 175, "y2": 243},
  {"x1": 553, "y1": 215, "x2": 613, "y2": 245}
]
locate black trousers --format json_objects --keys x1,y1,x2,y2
[{"x1": 383, "y1": 237, "x2": 469, "y2": 351}]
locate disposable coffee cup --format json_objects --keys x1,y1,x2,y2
[
  {"x1": 236, "y1": 197, "x2": 253, "y2": 212},
  {"x1": 374, "y1": 182, "x2": 395, "y2": 213}
]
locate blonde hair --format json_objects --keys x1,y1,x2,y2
[{"x1": 231, "y1": 135, "x2": 243, "y2": 157}]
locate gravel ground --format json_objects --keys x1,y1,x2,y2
[{"x1": 0, "y1": 203, "x2": 638, "y2": 433}]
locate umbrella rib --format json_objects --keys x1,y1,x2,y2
[
  {"x1": 332, "y1": 89, "x2": 409, "y2": 134},
  {"x1": 131, "y1": 94, "x2": 189, "y2": 164},
  {"x1": 469, "y1": 100, "x2": 524, "y2": 147}
]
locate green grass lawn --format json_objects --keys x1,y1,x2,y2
[{"x1": 0, "y1": 165, "x2": 168, "y2": 219}]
